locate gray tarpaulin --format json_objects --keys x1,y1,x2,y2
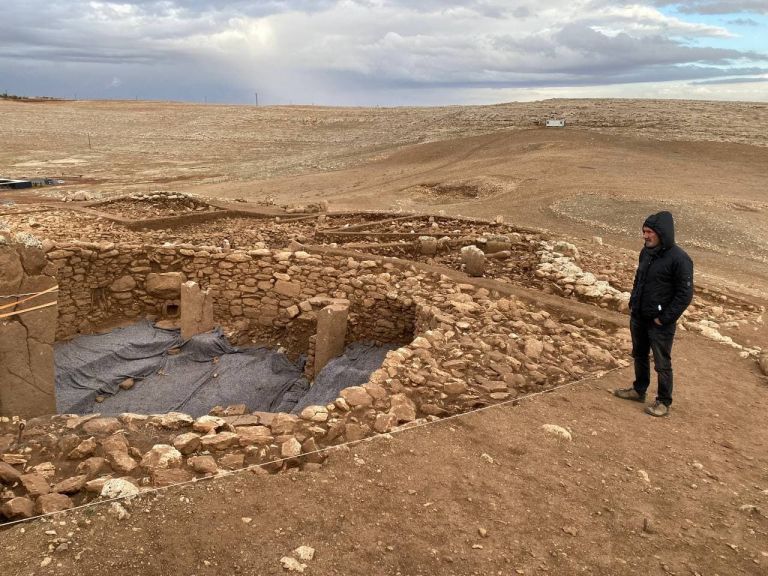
[
  {"x1": 55, "y1": 321, "x2": 391, "y2": 418},
  {"x1": 292, "y1": 342, "x2": 396, "y2": 414}
]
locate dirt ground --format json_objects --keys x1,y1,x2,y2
[{"x1": 1, "y1": 98, "x2": 767, "y2": 575}]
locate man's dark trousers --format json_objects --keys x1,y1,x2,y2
[{"x1": 630, "y1": 315, "x2": 675, "y2": 406}]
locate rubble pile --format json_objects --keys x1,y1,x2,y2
[
  {"x1": 97, "y1": 192, "x2": 219, "y2": 219},
  {"x1": 1, "y1": 269, "x2": 630, "y2": 520},
  {"x1": 535, "y1": 240, "x2": 631, "y2": 312}
]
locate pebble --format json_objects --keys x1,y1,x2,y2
[
  {"x1": 294, "y1": 546, "x2": 315, "y2": 561},
  {"x1": 542, "y1": 424, "x2": 572, "y2": 441},
  {"x1": 643, "y1": 517, "x2": 656, "y2": 534},
  {"x1": 280, "y1": 556, "x2": 307, "y2": 573}
]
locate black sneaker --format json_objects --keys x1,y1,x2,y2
[{"x1": 613, "y1": 387, "x2": 646, "y2": 402}]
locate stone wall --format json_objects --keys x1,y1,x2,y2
[
  {"x1": 0, "y1": 242, "x2": 58, "y2": 417},
  {"x1": 48, "y1": 242, "x2": 416, "y2": 352}
]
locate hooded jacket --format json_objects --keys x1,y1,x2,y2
[{"x1": 629, "y1": 211, "x2": 694, "y2": 325}]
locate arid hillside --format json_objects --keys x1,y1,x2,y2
[{"x1": 1, "y1": 98, "x2": 767, "y2": 576}]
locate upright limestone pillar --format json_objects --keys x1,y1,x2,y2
[
  {"x1": 314, "y1": 300, "x2": 349, "y2": 378},
  {"x1": 180, "y1": 281, "x2": 215, "y2": 340},
  {"x1": 0, "y1": 242, "x2": 58, "y2": 417}
]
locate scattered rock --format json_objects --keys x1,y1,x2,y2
[
  {"x1": 151, "y1": 468, "x2": 194, "y2": 487},
  {"x1": 340, "y1": 386, "x2": 373, "y2": 408},
  {"x1": 81, "y1": 417, "x2": 121, "y2": 435},
  {"x1": 193, "y1": 415, "x2": 225, "y2": 434},
  {"x1": 76, "y1": 457, "x2": 108, "y2": 478},
  {"x1": 141, "y1": 444, "x2": 183, "y2": 471},
  {"x1": 152, "y1": 412, "x2": 194, "y2": 430},
  {"x1": 759, "y1": 353, "x2": 768, "y2": 376},
  {"x1": 119, "y1": 378, "x2": 135, "y2": 391},
  {"x1": 19, "y1": 473, "x2": 50, "y2": 497},
  {"x1": 67, "y1": 437, "x2": 98, "y2": 460},
  {"x1": 280, "y1": 556, "x2": 307, "y2": 573},
  {"x1": 188, "y1": 455, "x2": 218, "y2": 474},
  {"x1": 218, "y1": 453, "x2": 245, "y2": 470},
  {"x1": 36, "y1": 493, "x2": 74, "y2": 514},
  {"x1": 281, "y1": 438, "x2": 302, "y2": 459},
  {"x1": 0, "y1": 462, "x2": 22, "y2": 484},
  {"x1": 542, "y1": 424, "x2": 572, "y2": 441},
  {"x1": 100, "y1": 478, "x2": 140, "y2": 499},
  {"x1": 294, "y1": 546, "x2": 315, "y2": 561},
  {"x1": 200, "y1": 431, "x2": 239, "y2": 451},
  {"x1": 109, "y1": 502, "x2": 131, "y2": 520},
  {"x1": 1, "y1": 497, "x2": 35, "y2": 519},
  {"x1": 173, "y1": 432, "x2": 202, "y2": 455},
  {"x1": 236, "y1": 426, "x2": 273, "y2": 446},
  {"x1": 52, "y1": 475, "x2": 88, "y2": 494}
]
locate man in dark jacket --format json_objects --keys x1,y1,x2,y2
[{"x1": 614, "y1": 211, "x2": 693, "y2": 417}]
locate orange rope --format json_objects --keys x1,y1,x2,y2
[{"x1": 0, "y1": 300, "x2": 57, "y2": 320}]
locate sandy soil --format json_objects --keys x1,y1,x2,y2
[{"x1": 1, "y1": 98, "x2": 767, "y2": 575}]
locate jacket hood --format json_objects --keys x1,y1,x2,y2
[{"x1": 643, "y1": 211, "x2": 675, "y2": 249}]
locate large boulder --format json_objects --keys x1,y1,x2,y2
[
  {"x1": 200, "y1": 432, "x2": 239, "y2": 451},
  {"x1": 759, "y1": 353, "x2": 768, "y2": 377},
  {"x1": 81, "y1": 417, "x2": 122, "y2": 435},
  {"x1": 1, "y1": 497, "x2": 35, "y2": 519},
  {"x1": 140, "y1": 445, "x2": 183, "y2": 471},
  {"x1": 0, "y1": 462, "x2": 22, "y2": 485},
  {"x1": 145, "y1": 272, "x2": 185, "y2": 298},
  {"x1": 52, "y1": 475, "x2": 88, "y2": 494},
  {"x1": 36, "y1": 493, "x2": 74, "y2": 514},
  {"x1": 19, "y1": 473, "x2": 50, "y2": 497},
  {"x1": 109, "y1": 275, "x2": 136, "y2": 293}
]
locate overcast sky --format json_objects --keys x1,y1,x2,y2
[{"x1": 1, "y1": 0, "x2": 766, "y2": 105}]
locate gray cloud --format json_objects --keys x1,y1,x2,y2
[
  {"x1": 691, "y1": 76, "x2": 768, "y2": 84},
  {"x1": 727, "y1": 17, "x2": 760, "y2": 25},
  {"x1": 0, "y1": 1, "x2": 766, "y2": 104},
  {"x1": 655, "y1": 1, "x2": 768, "y2": 15}
]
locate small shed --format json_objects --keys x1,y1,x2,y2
[
  {"x1": 0, "y1": 178, "x2": 33, "y2": 190},
  {"x1": 545, "y1": 119, "x2": 566, "y2": 128}
]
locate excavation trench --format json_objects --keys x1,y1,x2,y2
[{"x1": 54, "y1": 320, "x2": 398, "y2": 418}]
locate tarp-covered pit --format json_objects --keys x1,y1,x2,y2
[{"x1": 55, "y1": 321, "x2": 394, "y2": 417}]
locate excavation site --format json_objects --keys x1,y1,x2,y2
[{"x1": 1, "y1": 99, "x2": 767, "y2": 576}]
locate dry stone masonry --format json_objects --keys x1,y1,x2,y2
[{"x1": 0, "y1": 199, "x2": 763, "y2": 522}]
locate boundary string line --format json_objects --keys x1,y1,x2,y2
[
  {"x1": 0, "y1": 285, "x2": 59, "y2": 309},
  {"x1": 0, "y1": 285, "x2": 58, "y2": 320},
  {"x1": 0, "y1": 289, "x2": 60, "y2": 300},
  {"x1": 0, "y1": 366, "x2": 624, "y2": 529}
]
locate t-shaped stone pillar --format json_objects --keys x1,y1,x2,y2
[
  {"x1": 313, "y1": 300, "x2": 349, "y2": 378},
  {"x1": 417, "y1": 236, "x2": 438, "y2": 256},
  {"x1": 180, "y1": 281, "x2": 215, "y2": 340},
  {"x1": 461, "y1": 245, "x2": 486, "y2": 277}
]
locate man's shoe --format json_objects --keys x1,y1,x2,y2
[
  {"x1": 644, "y1": 401, "x2": 670, "y2": 417},
  {"x1": 613, "y1": 387, "x2": 646, "y2": 402}
]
